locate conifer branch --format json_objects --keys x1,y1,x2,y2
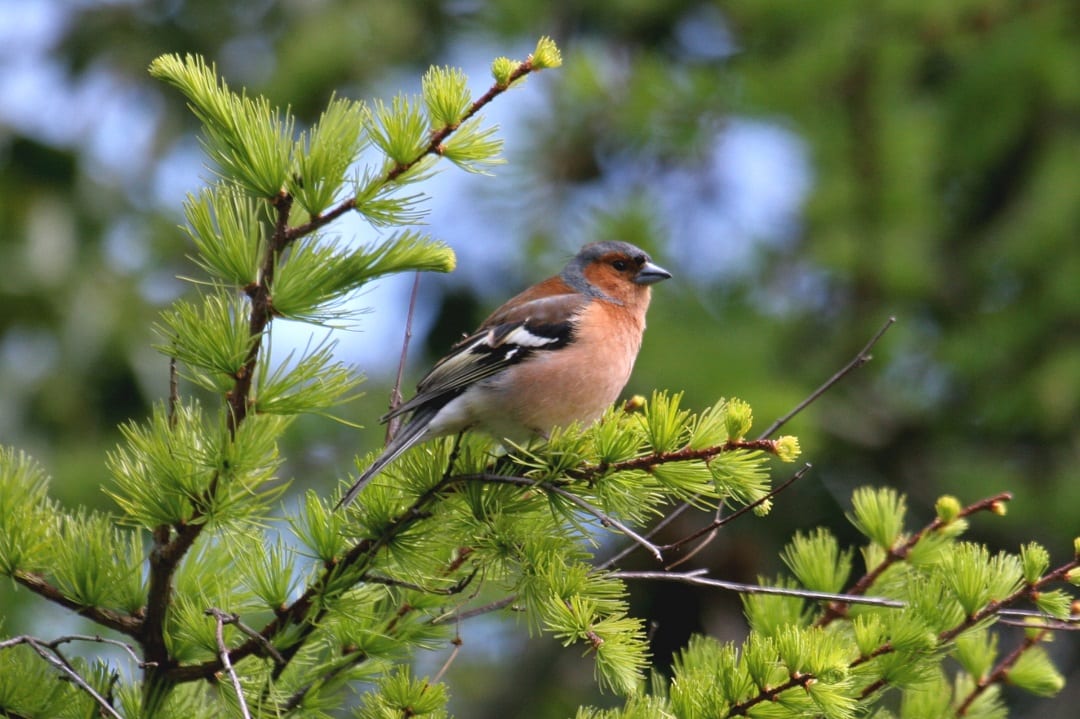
[
  {"x1": 956, "y1": 629, "x2": 1048, "y2": 716},
  {"x1": 853, "y1": 557, "x2": 1080, "y2": 700},
  {"x1": 283, "y1": 58, "x2": 541, "y2": 243},
  {"x1": 10, "y1": 571, "x2": 140, "y2": 634},
  {"x1": 661, "y1": 463, "x2": 812, "y2": 569},
  {"x1": 570, "y1": 438, "x2": 787, "y2": 480},
  {"x1": 143, "y1": 192, "x2": 295, "y2": 685},
  {"x1": 818, "y1": 491, "x2": 1014, "y2": 627},
  {"x1": 938, "y1": 556, "x2": 1080, "y2": 643},
  {"x1": 229, "y1": 190, "x2": 293, "y2": 434},
  {"x1": 459, "y1": 473, "x2": 664, "y2": 561},
  {"x1": 725, "y1": 671, "x2": 814, "y2": 717}
]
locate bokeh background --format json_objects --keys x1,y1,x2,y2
[{"x1": 1, "y1": 1, "x2": 1078, "y2": 716}]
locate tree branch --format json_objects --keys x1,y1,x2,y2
[
  {"x1": 386, "y1": 271, "x2": 423, "y2": 443},
  {"x1": 284, "y1": 58, "x2": 541, "y2": 243},
  {"x1": 818, "y1": 491, "x2": 1014, "y2": 627},
  {"x1": 661, "y1": 463, "x2": 812, "y2": 569},
  {"x1": 457, "y1": 473, "x2": 664, "y2": 562},
  {"x1": 956, "y1": 630, "x2": 1048, "y2": 717},
  {"x1": 756, "y1": 315, "x2": 896, "y2": 440},
  {"x1": 570, "y1": 438, "x2": 787, "y2": 481},
  {"x1": 206, "y1": 609, "x2": 251, "y2": 719},
  {"x1": 11, "y1": 571, "x2": 141, "y2": 635},
  {"x1": 613, "y1": 569, "x2": 905, "y2": 609}
]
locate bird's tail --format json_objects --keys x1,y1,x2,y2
[{"x1": 335, "y1": 407, "x2": 437, "y2": 509}]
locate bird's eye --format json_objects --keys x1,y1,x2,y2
[{"x1": 611, "y1": 259, "x2": 628, "y2": 271}]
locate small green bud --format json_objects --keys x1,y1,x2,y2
[
  {"x1": 1073, "y1": 537, "x2": 1080, "y2": 558},
  {"x1": 724, "y1": 398, "x2": 753, "y2": 441},
  {"x1": 491, "y1": 57, "x2": 519, "y2": 87},
  {"x1": 752, "y1": 498, "x2": 773, "y2": 517},
  {"x1": 1066, "y1": 568, "x2": 1080, "y2": 587},
  {"x1": 935, "y1": 495, "x2": 962, "y2": 523},
  {"x1": 774, "y1": 436, "x2": 801, "y2": 462},
  {"x1": 531, "y1": 36, "x2": 563, "y2": 70},
  {"x1": 990, "y1": 500, "x2": 1007, "y2": 516},
  {"x1": 622, "y1": 395, "x2": 646, "y2": 413}
]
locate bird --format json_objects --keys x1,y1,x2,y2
[{"x1": 337, "y1": 240, "x2": 671, "y2": 508}]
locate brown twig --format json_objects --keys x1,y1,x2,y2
[
  {"x1": 662, "y1": 463, "x2": 812, "y2": 569},
  {"x1": 386, "y1": 271, "x2": 423, "y2": 443},
  {"x1": 361, "y1": 569, "x2": 478, "y2": 596},
  {"x1": 168, "y1": 356, "x2": 179, "y2": 428},
  {"x1": 756, "y1": 316, "x2": 896, "y2": 440},
  {"x1": 726, "y1": 671, "x2": 814, "y2": 717},
  {"x1": 432, "y1": 636, "x2": 463, "y2": 684},
  {"x1": 598, "y1": 501, "x2": 696, "y2": 569},
  {"x1": 570, "y1": 438, "x2": 785, "y2": 482},
  {"x1": 432, "y1": 595, "x2": 519, "y2": 625}
]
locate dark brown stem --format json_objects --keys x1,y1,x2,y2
[{"x1": 228, "y1": 190, "x2": 293, "y2": 434}]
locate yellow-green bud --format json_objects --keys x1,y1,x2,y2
[
  {"x1": 774, "y1": 436, "x2": 801, "y2": 462},
  {"x1": 1073, "y1": 537, "x2": 1080, "y2": 558},
  {"x1": 1066, "y1": 568, "x2": 1080, "y2": 587},
  {"x1": 491, "y1": 57, "x2": 518, "y2": 87},
  {"x1": 725, "y1": 398, "x2": 753, "y2": 441},
  {"x1": 935, "y1": 495, "x2": 962, "y2": 523},
  {"x1": 622, "y1": 395, "x2": 646, "y2": 413},
  {"x1": 990, "y1": 500, "x2": 1007, "y2": 516},
  {"x1": 531, "y1": 36, "x2": 563, "y2": 70},
  {"x1": 752, "y1": 498, "x2": 773, "y2": 517}
]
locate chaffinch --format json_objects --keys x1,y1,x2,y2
[{"x1": 337, "y1": 240, "x2": 671, "y2": 507}]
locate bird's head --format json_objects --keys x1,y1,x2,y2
[{"x1": 566, "y1": 241, "x2": 671, "y2": 307}]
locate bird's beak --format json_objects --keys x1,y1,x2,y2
[{"x1": 634, "y1": 261, "x2": 672, "y2": 285}]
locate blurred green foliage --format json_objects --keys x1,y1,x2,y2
[{"x1": 2, "y1": 1, "x2": 1078, "y2": 716}]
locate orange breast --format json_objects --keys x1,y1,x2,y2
[{"x1": 474, "y1": 301, "x2": 647, "y2": 438}]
